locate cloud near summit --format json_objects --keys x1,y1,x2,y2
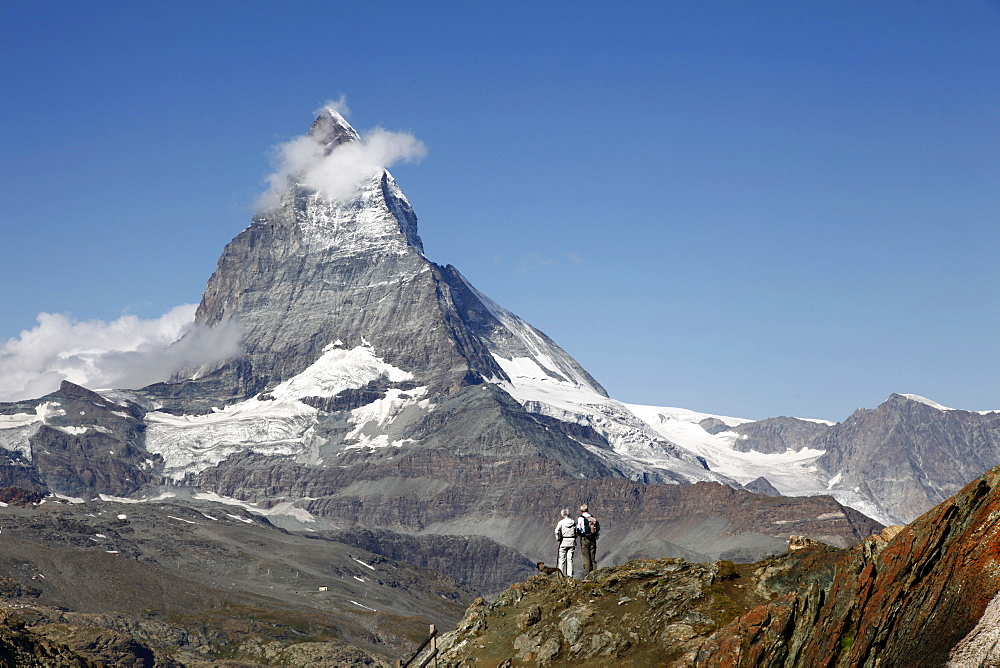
[
  {"x1": 256, "y1": 101, "x2": 427, "y2": 211},
  {"x1": 0, "y1": 306, "x2": 244, "y2": 401}
]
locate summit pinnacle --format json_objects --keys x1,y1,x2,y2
[{"x1": 308, "y1": 107, "x2": 361, "y2": 150}]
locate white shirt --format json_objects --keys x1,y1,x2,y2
[{"x1": 555, "y1": 517, "x2": 576, "y2": 546}]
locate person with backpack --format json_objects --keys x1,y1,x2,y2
[
  {"x1": 576, "y1": 504, "x2": 600, "y2": 576},
  {"x1": 554, "y1": 508, "x2": 577, "y2": 577}
]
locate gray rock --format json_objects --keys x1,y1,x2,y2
[
  {"x1": 730, "y1": 416, "x2": 831, "y2": 454},
  {"x1": 744, "y1": 476, "x2": 781, "y2": 497}
]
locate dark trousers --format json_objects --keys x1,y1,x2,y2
[{"x1": 580, "y1": 536, "x2": 597, "y2": 575}]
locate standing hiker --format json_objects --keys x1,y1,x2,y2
[
  {"x1": 555, "y1": 508, "x2": 577, "y2": 577},
  {"x1": 576, "y1": 504, "x2": 600, "y2": 576}
]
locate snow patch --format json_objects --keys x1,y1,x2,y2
[
  {"x1": 352, "y1": 557, "x2": 376, "y2": 571},
  {"x1": 193, "y1": 492, "x2": 316, "y2": 523},
  {"x1": 262, "y1": 501, "x2": 318, "y2": 523},
  {"x1": 626, "y1": 404, "x2": 753, "y2": 430},
  {"x1": 98, "y1": 494, "x2": 147, "y2": 504},
  {"x1": 0, "y1": 402, "x2": 69, "y2": 460},
  {"x1": 192, "y1": 491, "x2": 260, "y2": 508},
  {"x1": 54, "y1": 425, "x2": 89, "y2": 435},
  {"x1": 624, "y1": 403, "x2": 843, "y2": 498},
  {"x1": 145, "y1": 343, "x2": 414, "y2": 479},
  {"x1": 271, "y1": 343, "x2": 413, "y2": 401},
  {"x1": 901, "y1": 394, "x2": 955, "y2": 411},
  {"x1": 0, "y1": 402, "x2": 66, "y2": 429},
  {"x1": 343, "y1": 386, "x2": 430, "y2": 450},
  {"x1": 146, "y1": 396, "x2": 317, "y2": 480},
  {"x1": 899, "y1": 393, "x2": 999, "y2": 415},
  {"x1": 350, "y1": 600, "x2": 377, "y2": 611},
  {"x1": 492, "y1": 372, "x2": 730, "y2": 484}
]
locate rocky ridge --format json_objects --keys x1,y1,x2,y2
[
  {"x1": 435, "y1": 463, "x2": 1000, "y2": 666},
  {"x1": 730, "y1": 393, "x2": 1000, "y2": 524}
]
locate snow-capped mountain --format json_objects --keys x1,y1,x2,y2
[
  {"x1": 620, "y1": 393, "x2": 1000, "y2": 525},
  {"x1": 1, "y1": 108, "x2": 991, "y2": 582},
  {"x1": 141, "y1": 107, "x2": 739, "y2": 491}
]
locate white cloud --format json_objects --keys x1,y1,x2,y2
[
  {"x1": 0, "y1": 305, "x2": 244, "y2": 401},
  {"x1": 320, "y1": 95, "x2": 351, "y2": 118},
  {"x1": 256, "y1": 100, "x2": 427, "y2": 211}
]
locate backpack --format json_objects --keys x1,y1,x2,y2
[{"x1": 582, "y1": 515, "x2": 600, "y2": 538}]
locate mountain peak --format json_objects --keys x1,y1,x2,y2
[{"x1": 308, "y1": 107, "x2": 360, "y2": 150}]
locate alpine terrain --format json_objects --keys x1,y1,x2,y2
[
  {"x1": 0, "y1": 107, "x2": 996, "y2": 665},
  {"x1": 435, "y1": 463, "x2": 1000, "y2": 666}
]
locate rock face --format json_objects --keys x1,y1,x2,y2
[
  {"x1": 693, "y1": 464, "x2": 1000, "y2": 666},
  {"x1": 0, "y1": 381, "x2": 154, "y2": 498},
  {"x1": 0, "y1": 608, "x2": 94, "y2": 667},
  {"x1": 177, "y1": 109, "x2": 591, "y2": 406},
  {"x1": 730, "y1": 416, "x2": 829, "y2": 454},
  {"x1": 814, "y1": 394, "x2": 1000, "y2": 524},
  {"x1": 436, "y1": 463, "x2": 1000, "y2": 666},
  {"x1": 727, "y1": 394, "x2": 1000, "y2": 524}
]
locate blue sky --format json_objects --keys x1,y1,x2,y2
[{"x1": 1, "y1": 1, "x2": 998, "y2": 420}]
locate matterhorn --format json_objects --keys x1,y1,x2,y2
[{"x1": 0, "y1": 109, "x2": 888, "y2": 594}]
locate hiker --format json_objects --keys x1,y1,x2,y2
[
  {"x1": 576, "y1": 504, "x2": 599, "y2": 575},
  {"x1": 554, "y1": 508, "x2": 577, "y2": 577}
]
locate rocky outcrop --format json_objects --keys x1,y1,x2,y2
[
  {"x1": 436, "y1": 558, "x2": 757, "y2": 666},
  {"x1": 786, "y1": 535, "x2": 823, "y2": 551},
  {"x1": 0, "y1": 609, "x2": 95, "y2": 667},
  {"x1": 730, "y1": 416, "x2": 830, "y2": 454},
  {"x1": 0, "y1": 487, "x2": 44, "y2": 507},
  {"x1": 0, "y1": 381, "x2": 156, "y2": 499},
  {"x1": 743, "y1": 476, "x2": 780, "y2": 497},
  {"x1": 688, "y1": 466, "x2": 1000, "y2": 665},
  {"x1": 436, "y1": 463, "x2": 1000, "y2": 666}
]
